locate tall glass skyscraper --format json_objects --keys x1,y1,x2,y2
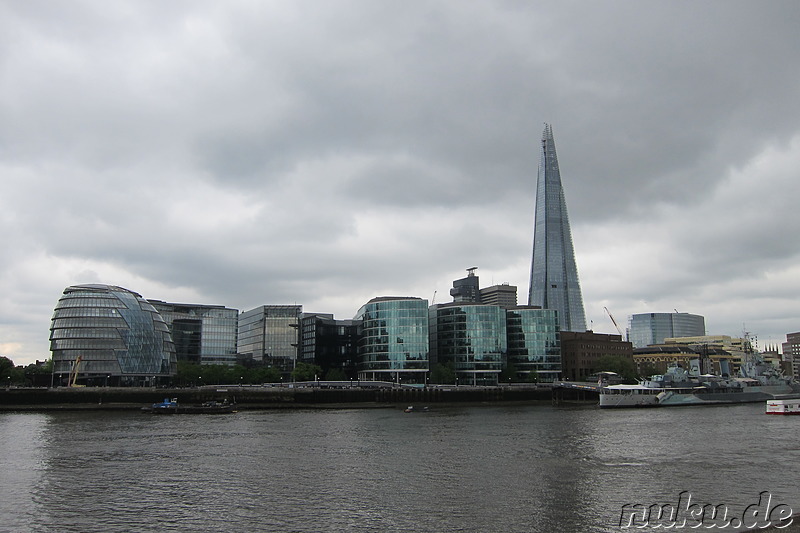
[{"x1": 528, "y1": 124, "x2": 587, "y2": 332}]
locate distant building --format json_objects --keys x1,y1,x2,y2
[
  {"x1": 662, "y1": 335, "x2": 748, "y2": 371},
  {"x1": 430, "y1": 303, "x2": 507, "y2": 386},
  {"x1": 506, "y1": 306, "x2": 560, "y2": 382},
  {"x1": 782, "y1": 332, "x2": 800, "y2": 379},
  {"x1": 355, "y1": 297, "x2": 429, "y2": 384},
  {"x1": 560, "y1": 331, "x2": 632, "y2": 382},
  {"x1": 450, "y1": 267, "x2": 481, "y2": 303},
  {"x1": 238, "y1": 305, "x2": 302, "y2": 373},
  {"x1": 628, "y1": 312, "x2": 705, "y2": 348},
  {"x1": 50, "y1": 284, "x2": 176, "y2": 386},
  {"x1": 528, "y1": 124, "x2": 587, "y2": 332},
  {"x1": 299, "y1": 313, "x2": 359, "y2": 379},
  {"x1": 480, "y1": 283, "x2": 518, "y2": 308},
  {"x1": 149, "y1": 300, "x2": 239, "y2": 366},
  {"x1": 631, "y1": 344, "x2": 734, "y2": 376}
]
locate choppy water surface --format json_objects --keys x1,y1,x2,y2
[{"x1": 1, "y1": 403, "x2": 797, "y2": 532}]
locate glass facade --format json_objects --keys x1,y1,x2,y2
[
  {"x1": 238, "y1": 305, "x2": 302, "y2": 372},
  {"x1": 528, "y1": 124, "x2": 587, "y2": 332},
  {"x1": 300, "y1": 314, "x2": 359, "y2": 378},
  {"x1": 148, "y1": 301, "x2": 239, "y2": 365},
  {"x1": 355, "y1": 297, "x2": 429, "y2": 383},
  {"x1": 430, "y1": 304, "x2": 507, "y2": 386},
  {"x1": 50, "y1": 284, "x2": 176, "y2": 386},
  {"x1": 506, "y1": 307, "x2": 561, "y2": 382},
  {"x1": 629, "y1": 313, "x2": 706, "y2": 348}
]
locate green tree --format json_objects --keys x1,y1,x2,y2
[
  {"x1": 499, "y1": 362, "x2": 518, "y2": 384},
  {"x1": 252, "y1": 366, "x2": 282, "y2": 383},
  {"x1": 292, "y1": 362, "x2": 322, "y2": 382},
  {"x1": 594, "y1": 354, "x2": 638, "y2": 383},
  {"x1": 324, "y1": 368, "x2": 347, "y2": 381},
  {"x1": 0, "y1": 356, "x2": 14, "y2": 376},
  {"x1": 429, "y1": 362, "x2": 455, "y2": 384}
]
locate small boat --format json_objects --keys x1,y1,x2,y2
[
  {"x1": 403, "y1": 406, "x2": 429, "y2": 413},
  {"x1": 142, "y1": 398, "x2": 237, "y2": 414},
  {"x1": 766, "y1": 399, "x2": 800, "y2": 415}
]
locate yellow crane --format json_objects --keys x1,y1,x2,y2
[{"x1": 68, "y1": 355, "x2": 84, "y2": 387}]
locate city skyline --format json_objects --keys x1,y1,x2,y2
[{"x1": 2, "y1": 2, "x2": 799, "y2": 366}]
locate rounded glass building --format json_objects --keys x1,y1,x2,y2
[
  {"x1": 430, "y1": 303, "x2": 507, "y2": 386},
  {"x1": 506, "y1": 306, "x2": 560, "y2": 382},
  {"x1": 355, "y1": 297, "x2": 429, "y2": 384},
  {"x1": 50, "y1": 284, "x2": 176, "y2": 386}
]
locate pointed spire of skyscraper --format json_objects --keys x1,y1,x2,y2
[{"x1": 528, "y1": 124, "x2": 587, "y2": 332}]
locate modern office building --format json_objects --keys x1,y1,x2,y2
[
  {"x1": 148, "y1": 301, "x2": 238, "y2": 366},
  {"x1": 238, "y1": 305, "x2": 302, "y2": 373},
  {"x1": 506, "y1": 306, "x2": 561, "y2": 382},
  {"x1": 355, "y1": 297, "x2": 429, "y2": 384},
  {"x1": 559, "y1": 331, "x2": 632, "y2": 382},
  {"x1": 527, "y1": 124, "x2": 587, "y2": 333},
  {"x1": 782, "y1": 332, "x2": 800, "y2": 379},
  {"x1": 450, "y1": 267, "x2": 481, "y2": 303},
  {"x1": 50, "y1": 284, "x2": 176, "y2": 386},
  {"x1": 430, "y1": 303, "x2": 507, "y2": 386},
  {"x1": 628, "y1": 312, "x2": 706, "y2": 348},
  {"x1": 479, "y1": 283, "x2": 518, "y2": 309},
  {"x1": 299, "y1": 313, "x2": 360, "y2": 379}
]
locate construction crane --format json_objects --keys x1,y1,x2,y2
[
  {"x1": 604, "y1": 307, "x2": 625, "y2": 339},
  {"x1": 69, "y1": 355, "x2": 84, "y2": 387}
]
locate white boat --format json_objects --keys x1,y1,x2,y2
[
  {"x1": 766, "y1": 399, "x2": 800, "y2": 415},
  {"x1": 599, "y1": 357, "x2": 800, "y2": 408}
]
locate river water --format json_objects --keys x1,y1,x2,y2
[{"x1": 0, "y1": 402, "x2": 797, "y2": 532}]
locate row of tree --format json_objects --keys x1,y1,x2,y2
[{"x1": 1, "y1": 355, "x2": 650, "y2": 387}]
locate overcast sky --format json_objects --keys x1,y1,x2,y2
[{"x1": 2, "y1": 1, "x2": 799, "y2": 366}]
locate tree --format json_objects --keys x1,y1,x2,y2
[
  {"x1": 324, "y1": 368, "x2": 347, "y2": 381},
  {"x1": 0, "y1": 356, "x2": 14, "y2": 376},
  {"x1": 499, "y1": 362, "x2": 518, "y2": 383},
  {"x1": 430, "y1": 362, "x2": 455, "y2": 384},
  {"x1": 594, "y1": 354, "x2": 638, "y2": 383},
  {"x1": 292, "y1": 362, "x2": 322, "y2": 382}
]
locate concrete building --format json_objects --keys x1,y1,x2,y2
[
  {"x1": 782, "y1": 332, "x2": 800, "y2": 379},
  {"x1": 560, "y1": 331, "x2": 632, "y2": 382},
  {"x1": 480, "y1": 283, "x2": 518, "y2": 309}
]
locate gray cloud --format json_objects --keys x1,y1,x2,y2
[{"x1": 2, "y1": 0, "x2": 799, "y2": 363}]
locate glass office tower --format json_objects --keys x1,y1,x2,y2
[
  {"x1": 430, "y1": 303, "x2": 507, "y2": 386},
  {"x1": 50, "y1": 284, "x2": 176, "y2": 386},
  {"x1": 148, "y1": 301, "x2": 239, "y2": 365},
  {"x1": 506, "y1": 307, "x2": 560, "y2": 382},
  {"x1": 355, "y1": 297, "x2": 429, "y2": 383},
  {"x1": 238, "y1": 305, "x2": 302, "y2": 372},
  {"x1": 628, "y1": 312, "x2": 706, "y2": 348},
  {"x1": 528, "y1": 124, "x2": 587, "y2": 332}
]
